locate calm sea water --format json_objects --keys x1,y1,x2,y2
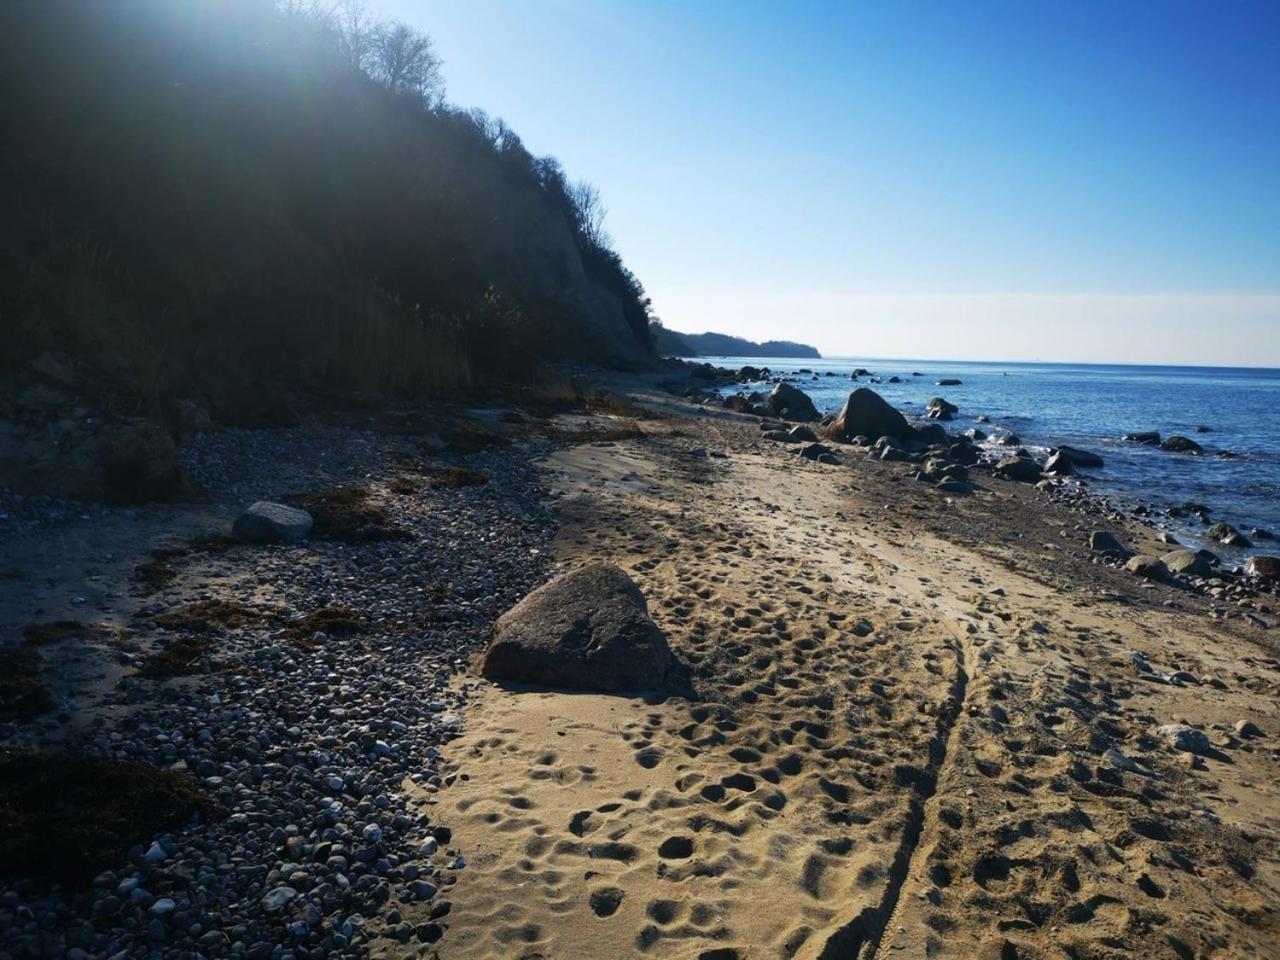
[{"x1": 707, "y1": 356, "x2": 1280, "y2": 558}]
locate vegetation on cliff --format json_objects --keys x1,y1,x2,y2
[{"x1": 0, "y1": 0, "x2": 654, "y2": 422}]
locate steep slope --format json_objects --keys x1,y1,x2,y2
[{"x1": 0, "y1": 0, "x2": 653, "y2": 422}]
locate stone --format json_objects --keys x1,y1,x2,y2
[
  {"x1": 480, "y1": 563, "x2": 685, "y2": 694},
  {"x1": 1124, "y1": 431, "x2": 1160, "y2": 444},
  {"x1": 786, "y1": 424, "x2": 819, "y2": 443},
  {"x1": 1244, "y1": 556, "x2": 1280, "y2": 581},
  {"x1": 1054, "y1": 445, "x2": 1103, "y2": 468},
  {"x1": 766, "y1": 382, "x2": 820, "y2": 422},
  {"x1": 827, "y1": 388, "x2": 913, "y2": 442},
  {"x1": 1042, "y1": 451, "x2": 1075, "y2": 476},
  {"x1": 926, "y1": 397, "x2": 958, "y2": 420},
  {"x1": 1234, "y1": 719, "x2": 1263, "y2": 739},
  {"x1": 261, "y1": 886, "x2": 298, "y2": 913},
  {"x1": 963, "y1": 428, "x2": 987, "y2": 441},
  {"x1": 1207, "y1": 522, "x2": 1250, "y2": 547},
  {"x1": 1161, "y1": 549, "x2": 1211, "y2": 577},
  {"x1": 233, "y1": 501, "x2": 314, "y2": 544},
  {"x1": 994, "y1": 456, "x2": 1041, "y2": 483},
  {"x1": 798, "y1": 442, "x2": 836, "y2": 462},
  {"x1": 935, "y1": 378, "x2": 962, "y2": 386},
  {"x1": 915, "y1": 424, "x2": 950, "y2": 447},
  {"x1": 1156, "y1": 724, "x2": 1211, "y2": 755},
  {"x1": 1124, "y1": 555, "x2": 1168, "y2": 580},
  {"x1": 1089, "y1": 531, "x2": 1129, "y2": 558},
  {"x1": 1160, "y1": 435, "x2": 1203, "y2": 454}
]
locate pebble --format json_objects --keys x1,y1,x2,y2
[{"x1": 0, "y1": 423, "x2": 555, "y2": 959}]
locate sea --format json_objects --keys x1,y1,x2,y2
[{"x1": 704, "y1": 356, "x2": 1280, "y2": 561}]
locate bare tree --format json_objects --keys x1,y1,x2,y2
[
  {"x1": 331, "y1": 0, "x2": 375, "y2": 72},
  {"x1": 370, "y1": 21, "x2": 443, "y2": 104},
  {"x1": 569, "y1": 180, "x2": 609, "y2": 248}
]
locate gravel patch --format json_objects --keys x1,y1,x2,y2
[{"x1": 0, "y1": 421, "x2": 556, "y2": 958}]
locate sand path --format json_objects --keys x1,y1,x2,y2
[{"x1": 412, "y1": 401, "x2": 1280, "y2": 960}]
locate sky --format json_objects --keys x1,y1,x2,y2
[{"x1": 369, "y1": 0, "x2": 1280, "y2": 365}]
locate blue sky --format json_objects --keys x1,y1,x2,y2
[{"x1": 370, "y1": 1, "x2": 1279, "y2": 365}]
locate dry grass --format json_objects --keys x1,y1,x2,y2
[
  {"x1": 286, "y1": 485, "x2": 409, "y2": 542},
  {"x1": 0, "y1": 748, "x2": 221, "y2": 886}
]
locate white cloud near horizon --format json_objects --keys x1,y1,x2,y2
[{"x1": 655, "y1": 291, "x2": 1280, "y2": 367}]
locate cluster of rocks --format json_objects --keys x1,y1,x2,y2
[
  {"x1": 725, "y1": 379, "x2": 1280, "y2": 609},
  {"x1": 1123, "y1": 429, "x2": 1242, "y2": 459},
  {"x1": 0, "y1": 422, "x2": 557, "y2": 959}
]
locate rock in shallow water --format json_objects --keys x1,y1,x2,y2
[
  {"x1": 827, "y1": 388, "x2": 913, "y2": 442},
  {"x1": 1244, "y1": 555, "x2": 1280, "y2": 581}
]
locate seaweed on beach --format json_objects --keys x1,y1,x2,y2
[
  {"x1": 286, "y1": 485, "x2": 410, "y2": 542},
  {"x1": 138, "y1": 635, "x2": 214, "y2": 677},
  {"x1": 135, "y1": 535, "x2": 239, "y2": 594},
  {"x1": 285, "y1": 607, "x2": 366, "y2": 647},
  {"x1": 153, "y1": 600, "x2": 272, "y2": 632},
  {"x1": 0, "y1": 749, "x2": 221, "y2": 886},
  {"x1": 423, "y1": 466, "x2": 489, "y2": 489}
]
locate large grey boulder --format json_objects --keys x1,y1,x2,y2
[
  {"x1": 827, "y1": 388, "x2": 912, "y2": 441},
  {"x1": 480, "y1": 563, "x2": 685, "y2": 694},
  {"x1": 1245, "y1": 556, "x2": 1280, "y2": 581},
  {"x1": 1042, "y1": 451, "x2": 1075, "y2": 476},
  {"x1": 233, "y1": 501, "x2": 314, "y2": 544},
  {"x1": 1161, "y1": 435, "x2": 1203, "y2": 454},
  {"x1": 1124, "y1": 555, "x2": 1168, "y2": 580},
  {"x1": 1055, "y1": 445, "x2": 1103, "y2": 468},
  {"x1": 766, "y1": 383, "x2": 820, "y2": 422},
  {"x1": 926, "y1": 397, "x2": 958, "y2": 421},
  {"x1": 1161, "y1": 549, "x2": 1211, "y2": 577},
  {"x1": 1089, "y1": 531, "x2": 1129, "y2": 558},
  {"x1": 994, "y1": 456, "x2": 1042, "y2": 482}
]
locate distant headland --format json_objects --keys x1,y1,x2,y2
[{"x1": 652, "y1": 323, "x2": 821, "y2": 359}]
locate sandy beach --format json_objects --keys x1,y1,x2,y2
[
  {"x1": 408, "y1": 370, "x2": 1279, "y2": 959},
  {"x1": 2, "y1": 367, "x2": 1278, "y2": 960}
]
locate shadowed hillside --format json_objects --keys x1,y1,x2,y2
[{"x1": 0, "y1": 0, "x2": 654, "y2": 423}]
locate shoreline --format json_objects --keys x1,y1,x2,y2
[{"x1": 1, "y1": 365, "x2": 1278, "y2": 959}]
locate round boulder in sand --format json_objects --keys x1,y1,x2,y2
[{"x1": 481, "y1": 563, "x2": 682, "y2": 694}]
